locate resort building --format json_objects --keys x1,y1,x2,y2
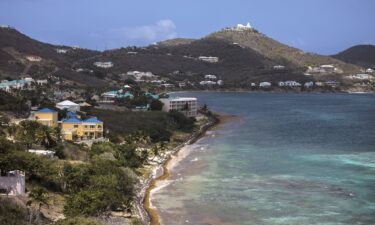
[
  {"x1": 0, "y1": 79, "x2": 34, "y2": 92},
  {"x1": 160, "y1": 97, "x2": 198, "y2": 117},
  {"x1": 320, "y1": 65, "x2": 336, "y2": 73},
  {"x1": 56, "y1": 100, "x2": 80, "y2": 112},
  {"x1": 61, "y1": 117, "x2": 103, "y2": 141},
  {"x1": 33, "y1": 108, "x2": 58, "y2": 127}
]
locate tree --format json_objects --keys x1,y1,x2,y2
[
  {"x1": 0, "y1": 197, "x2": 27, "y2": 225},
  {"x1": 149, "y1": 99, "x2": 163, "y2": 111},
  {"x1": 27, "y1": 187, "x2": 49, "y2": 224},
  {"x1": 35, "y1": 126, "x2": 60, "y2": 148}
]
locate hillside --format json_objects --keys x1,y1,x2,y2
[
  {"x1": 332, "y1": 45, "x2": 375, "y2": 68},
  {"x1": 0, "y1": 26, "x2": 99, "y2": 80},
  {"x1": 0, "y1": 26, "x2": 367, "y2": 89},
  {"x1": 207, "y1": 28, "x2": 359, "y2": 73}
]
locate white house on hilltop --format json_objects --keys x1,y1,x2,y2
[{"x1": 198, "y1": 56, "x2": 219, "y2": 63}]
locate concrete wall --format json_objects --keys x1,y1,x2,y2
[{"x1": 0, "y1": 171, "x2": 25, "y2": 195}]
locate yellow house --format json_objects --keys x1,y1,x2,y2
[
  {"x1": 33, "y1": 108, "x2": 58, "y2": 127},
  {"x1": 61, "y1": 117, "x2": 103, "y2": 141}
]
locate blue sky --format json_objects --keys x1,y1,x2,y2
[{"x1": 1, "y1": 0, "x2": 374, "y2": 54}]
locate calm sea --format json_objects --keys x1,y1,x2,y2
[{"x1": 152, "y1": 92, "x2": 375, "y2": 225}]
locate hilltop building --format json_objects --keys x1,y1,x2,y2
[
  {"x1": 160, "y1": 97, "x2": 198, "y2": 117},
  {"x1": 259, "y1": 82, "x2": 271, "y2": 88}
]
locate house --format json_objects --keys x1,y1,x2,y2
[
  {"x1": 178, "y1": 82, "x2": 187, "y2": 88},
  {"x1": 0, "y1": 79, "x2": 33, "y2": 92},
  {"x1": 28, "y1": 150, "x2": 55, "y2": 158},
  {"x1": 101, "y1": 90, "x2": 134, "y2": 101},
  {"x1": 350, "y1": 74, "x2": 372, "y2": 80},
  {"x1": 284, "y1": 81, "x2": 301, "y2": 87},
  {"x1": 56, "y1": 100, "x2": 80, "y2": 112},
  {"x1": 0, "y1": 170, "x2": 25, "y2": 196},
  {"x1": 273, "y1": 65, "x2": 285, "y2": 70},
  {"x1": 366, "y1": 68, "x2": 374, "y2": 73},
  {"x1": 36, "y1": 79, "x2": 48, "y2": 85},
  {"x1": 93, "y1": 61, "x2": 113, "y2": 68},
  {"x1": 200, "y1": 80, "x2": 217, "y2": 86},
  {"x1": 320, "y1": 65, "x2": 336, "y2": 73},
  {"x1": 250, "y1": 83, "x2": 257, "y2": 87},
  {"x1": 204, "y1": 74, "x2": 217, "y2": 80},
  {"x1": 217, "y1": 80, "x2": 224, "y2": 86},
  {"x1": 126, "y1": 71, "x2": 156, "y2": 80},
  {"x1": 33, "y1": 108, "x2": 58, "y2": 127},
  {"x1": 198, "y1": 56, "x2": 219, "y2": 63},
  {"x1": 56, "y1": 49, "x2": 68, "y2": 54},
  {"x1": 160, "y1": 97, "x2": 198, "y2": 117},
  {"x1": 304, "y1": 81, "x2": 314, "y2": 88},
  {"x1": 26, "y1": 55, "x2": 42, "y2": 62},
  {"x1": 278, "y1": 81, "x2": 285, "y2": 87},
  {"x1": 61, "y1": 117, "x2": 103, "y2": 141},
  {"x1": 259, "y1": 82, "x2": 271, "y2": 88},
  {"x1": 161, "y1": 83, "x2": 175, "y2": 88},
  {"x1": 144, "y1": 92, "x2": 159, "y2": 99},
  {"x1": 325, "y1": 81, "x2": 340, "y2": 87},
  {"x1": 226, "y1": 22, "x2": 253, "y2": 31},
  {"x1": 315, "y1": 82, "x2": 324, "y2": 87},
  {"x1": 79, "y1": 102, "x2": 92, "y2": 107}
]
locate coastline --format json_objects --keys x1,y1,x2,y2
[{"x1": 137, "y1": 113, "x2": 221, "y2": 225}]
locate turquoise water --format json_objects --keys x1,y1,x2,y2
[{"x1": 152, "y1": 93, "x2": 375, "y2": 225}]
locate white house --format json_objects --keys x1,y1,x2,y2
[
  {"x1": 366, "y1": 68, "x2": 374, "y2": 73},
  {"x1": 278, "y1": 81, "x2": 285, "y2": 87},
  {"x1": 227, "y1": 22, "x2": 253, "y2": 31},
  {"x1": 56, "y1": 100, "x2": 80, "y2": 112},
  {"x1": 26, "y1": 55, "x2": 42, "y2": 62},
  {"x1": 304, "y1": 81, "x2": 314, "y2": 88},
  {"x1": 36, "y1": 79, "x2": 48, "y2": 85},
  {"x1": 284, "y1": 81, "x2": 301, "y2": 87},
  {"x1": 200, "y1": 80, "x2": 217, "y2": 86},
  {"x1": 320, "y1": 65, "x2": 336, "y2": 73},
  {"x1": 204, "y1": 74, "x2": 217, "y2": 80},
  {"x1": 198, "y1": 56, "x2": 219, "y2": 63},
  {"x1": 160, "y1": 97, "x2": 198, "y2": 117},
  {"x1": 94, "y1": 61, "x2": 113, "y2": 68},
  {"x1": 56, "y1": 49, "x2": 68, "y2": 54},
  {"x1": 28, "y1": 150, "x2": 55, "y2": 158},
  {"x1": 273, "y1": 65, "x2": 285, "y2": 70},
  {"x1": 350, "y1": 74, "x2": 373, "y2": 80},
  {"x1": 217, "y1": 80, "x2": 224, "y2": 86},
  {"x1": 127, "y1": 71, "x2": 156, "y2": 80},
  {"x1": 259, "y1": 82, "x2": 271, "y2": 88}
]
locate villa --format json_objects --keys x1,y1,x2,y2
[
  {"x1": 61, "y1": 117, "x2": 103, "y2": 141},
  {"x1": 160, "y1": 97, "x2": 198, "y2": 117},
  {"x1": 56, "y1": 49, "x2": 68, "y2": 54},
  {"x1": 32, "y1": 107, "x2": 104, "y2": 141},
  {"x1": 273, "y1": 65, "x2": 285, "y2": 70},
  {"x1": 204, "y1": 74, "x2": 217, "y2": 80}
]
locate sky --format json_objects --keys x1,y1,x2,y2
[{"x1": 1, "y1": 0, "x2": 374, "y2": 55}]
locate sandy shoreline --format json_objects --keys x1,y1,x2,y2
[{"x1": 139, "y1": 113, "x2": 223, "y2": 225}]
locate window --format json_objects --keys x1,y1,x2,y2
[
  {"x1": 90, "y1": 125, "x2": 95, "y2": 128},
  {"x1": 74, "y1": 125, "x2": 78, "y2": 128}
]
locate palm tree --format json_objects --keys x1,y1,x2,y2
[
  {"x1": 35, "y1": 126, "x2": 59, "y2": 148},
  {"x1": 27, "y1": 187, "x2": 49, "y2": 224}
]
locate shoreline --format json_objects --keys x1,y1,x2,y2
[{"x1": 139, "y1": 113, "x2": 221, "y2": 225}]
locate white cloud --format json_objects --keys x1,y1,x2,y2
[{"x1": 100, "y1": 19, "x2": 177, "y2": 48}]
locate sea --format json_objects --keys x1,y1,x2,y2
[{"x1": 151, "y1": 92, "x2": 375, "y2": 225}]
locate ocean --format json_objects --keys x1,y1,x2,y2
[{"x1": 151, "y1": 92, "x2": 375, "y2": 225}]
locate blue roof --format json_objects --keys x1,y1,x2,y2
[
  {"x1": 37, "y1": 108, "x2": 57, "y2": 113},
  {"x1": 83, "y1": 117, "x2": 103, "y2": 124},
  {"x1": 66, "y1": 112, "x2": 77, "y2": 118},
  {"x1": 62, "y1": 117, "x2": 82, "y2": 123}
]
